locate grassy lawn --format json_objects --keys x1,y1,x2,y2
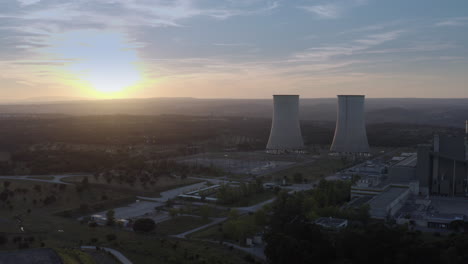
[
  {"x1": 189, "y1": 214, "x2": 262, "y2": 247},
  {"x1": 82, "y1": 249, "x2": 120, "y2": 264},
  {"x1": 55, "y1": 248, "x2": 96, "y2": 264},
  {"x1": 189, "y1": 205, "x2": 230, "y2": 218},
  {"x1": 189, "y1": 222, "x2": 223, "y2": 241},
  {"x1": 221, "y1": 191, "x2": 276, "y2": 208},
  {"x1": 156, "y1": 216, "x2": 211, "y2": 236}
]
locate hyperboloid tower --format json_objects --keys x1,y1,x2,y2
[
  {"x1": 330, "y1": 95, "x2": 370, "y2": 154},
  {"x1": 266, "y1": 95, "x2": 304, "y2": 153}
]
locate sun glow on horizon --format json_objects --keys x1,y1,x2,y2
[{"x1": 47, "y1": 30, "x2": 144, "y2": 98}]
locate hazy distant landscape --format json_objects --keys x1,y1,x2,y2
[{"x1": 1, "y1": 97, "x2": 468, "y2": 128}]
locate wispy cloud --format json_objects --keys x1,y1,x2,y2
[
  {"x1": 292, "y1": 30, "x2": 404, "y2": 63},
  {"x1": 299, "y1": 0, "x2": 368, "y2": 19},
  {"x1": 213, "y1": 43, "x2": 254, "y2": 47},
  {"x1": 355, "y1": 30, "x2": 404, "y2": 45},
  {"x1": 300, "y1": 4, "x2": 342, "y2": 19},
  {"x1": 16, "y1": 0, "x2": 41, "y2": 6},
  {"x1": 435, "y1": 17, "x2": 468, "y2": 27},
  {"x1": 338, "y1": 20, "x2": 408, "y2": 35},
  {"x1": 363, "y1": 42, "x2": 456, "y2": 54}
]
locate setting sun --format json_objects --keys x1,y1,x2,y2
[{"x1": 47, "y1": 30, "x2": 143, "y2": 98}]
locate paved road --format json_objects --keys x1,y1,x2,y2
[
  {"x1": 173, "y1": 217, "x2": 227, "y2": 239},
  {"x1": 237, "y1": 198, "x2": 277, "y2": 213},
  {"x1": 0, "y1": 174, "x2": 91, "y2": 185},
  {"x1": 81, "y1": 246, "x2": 133, "y2": 264}
]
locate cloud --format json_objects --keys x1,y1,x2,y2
[
  {"x1": 363, "y1": 42, "x2": 456, "y2": 55},
  {"x1": 292, "y1": 30, "x2": 404, "y2": 63},
  {"x1": 299, "y1": 0, "x2": 368, "y2": 19},
  {"x1": 355, "y1": 30, "x2": 404, "y2": 45},
  {"x1": 435, "y1": 17, "x2": 468, "y2": 27},
  {"x1": 0, "y1": 0, "x2": 278, "y2": 61},
  {"x1": 300, "y1": 4, "x2": 341, "y2": 19},
  {"x1": 213, "y1": 43, "x2": 253, "y2": 47},
  {"x1": 16, "y1": 0, "x2": 41, "y2": 6}
]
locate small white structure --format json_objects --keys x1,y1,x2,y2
[
  {"x1": 266, "y1": 95, "x2": 304, "y2": 153},
  {"x1": 330, "y1": 95, "x2": 370, "y2": 154}
]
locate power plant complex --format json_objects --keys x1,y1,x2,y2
[
  {"x1": 330, "y1": 95, "x2": 370, "y2": 154},
  {"x1": 266, "y1": 95, "x2": 304, "y2": 153}
]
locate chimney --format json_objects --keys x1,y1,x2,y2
[{"x1": 465, "y1": 121, "x2": 468, "y2": 160}]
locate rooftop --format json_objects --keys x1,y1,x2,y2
[
  {"x1": 368, "y1": 187, "x2": 409, "y2": 209},
  {"x1": 394, "y1": 154, "x2": 417, "y2": 167}
]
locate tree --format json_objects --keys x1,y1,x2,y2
[
  {"x1": 228, "y1": 209, "x2": 239, "y2": 220},
  {"x1": 133, "y1": 218, "x2": 156, "y2": 233},
  {"x1": 106, "y1": 209, "x2": 115, "y2": 226},
  {"x1": 0, "y1": 234, "x2": 7, "y2": 245},
  {"x1": 0, "y1": 191, "x2": 8, "y2": 202},
  {"x1": 81, "y1": 177, "x2": 89, "y2": 189},
  {"x1": 200, "y1": 205, "x2": 212, "y2": 221},
  {"x1": 165, "y1": 199, "x2": 174, "y2": 208},
  {"x1": 169, "y1": 208, "x2": 178, "y2": 219},
  {"x1": 106, "y1": 233, "x2": 117, "y2": 241},
  {"x1": 254, "y1": 209, "x2": 267, "y2": 227},
  {"x1": 33, "y1": 185, "x2": 42, "y2": 193},
  {"x1": 293, "y1": 173, "x2": 303, "y2": 184},
  {"x1": 79, "y1": 203, "x2": 89, "y2": 213}
]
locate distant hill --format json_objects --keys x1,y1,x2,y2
[{"x1": 0, "y1": 97, "x2": 467, "y2": 128}]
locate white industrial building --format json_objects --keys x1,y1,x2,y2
[
  {"x1": 331, "y1": 95, "x2": 370, "y2": 154},
  {"x1": 266, "y1": 95, "x2": 304, "y2": 153}
]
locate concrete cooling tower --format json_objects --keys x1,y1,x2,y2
[
  {"x1": 266, "y1": 95, "x2": 304, "y2": 153},
  {"x1": 330, "y1": 95, "x2": 370, "y2": 154}
]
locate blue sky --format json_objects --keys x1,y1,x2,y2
[{"x1": 0, "y1": 0, "x2": 467, "y2": 99}]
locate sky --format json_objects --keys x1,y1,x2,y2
[{"x1": 1, "y1": 0, "x2": 468, "y2": 100}]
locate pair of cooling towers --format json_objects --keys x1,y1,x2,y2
[{"x1": 266, "y1": 95, "x2": 370, "y2": 154}]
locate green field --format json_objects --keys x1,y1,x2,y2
[{"x1": 55, "y1": 248, "x2": 97, "y2": 264}]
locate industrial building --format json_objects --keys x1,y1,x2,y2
[
  {"x1": 344, "y1": 122, "x2": 468, "y2": 228},
  {"x1": 349, "y1": 153, "x2": 419, "y2": 219},
  {"x1": 330, "y1": 95, "x2": 370, "y2": 154},
  {"x1": 266, "y1": 95, "x2": 304, "y2": 153},
  {"x1": 417, "y1": 134, "x2": 468, "y2": 196}
]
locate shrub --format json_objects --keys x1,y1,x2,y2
[{"x1": 133, "y1": 218, "x2": 156, "y2": 233}]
